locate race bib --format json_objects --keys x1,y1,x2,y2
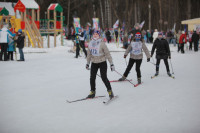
[
  {"x1": 131, "y1": 41, "x2": 142, "y2": 55},
  {"x1": 89, "y1": 39, "x2": 102, "y2": 56}
]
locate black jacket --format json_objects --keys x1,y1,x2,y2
[
  {"x1": 15, "y1": 34, "x2": 25, "y2": 49},
  {"x1": 151, "y1": 38, "x2": 171, "y2": 59},
  {"x1": 192, "y1": 32, "x2": 200, "y2": 43}
]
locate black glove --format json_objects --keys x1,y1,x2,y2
[
  {"x1": 110, "y1": 64, "x2": 115, "y2": 71},
  {"x1": 124, "y1": 55, "x2": 127, "y2": 58},
  {"x1": 169, "y1": 56, "x2": 171, "y2": 59},
  {"x1": 86, "y1": 64, "x2": 90, "y2": 70},
  {"x1": 147, "y1": 58, "x2": 150, "y2": 62}
]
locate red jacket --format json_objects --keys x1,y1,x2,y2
[{"x1": 179, "y1": 34, "x2": 187, "y2": 44}]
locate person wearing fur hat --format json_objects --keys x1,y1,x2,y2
[
  {"x1": 15, "y1": 29, "x2": 25, "y2": 61},
  {"x1": 86, "y1": 30, "x2": 115, "y2": 99},
  {"x1": 118, "y1": 32, "x2": 151, "y2": 84},
  {"x1": 0, "y1": 23, "x2": 15, "y2": 61},
  {"x1": 151, "y1": 32, "x2": 172, "y2": 77},
  {"x1": 179, "y1": 31, "x2": 187, "y2": 54}
]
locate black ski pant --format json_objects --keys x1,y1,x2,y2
[
  {"x1": 123, "y1": 58, "x2": 142, "y2": 78},
  {"x1": 194, "y1": 42, "x2": 198, "y2": 52},
  {"x1": 180, "y1": 43, "x2": 185, "y2": 53},
  {"x1": 0, "y1": 43, "x2": 8, "y2": 61},
  {"x1": 189, "y1": 42, "x2": 193, "y2": 50},
  {"x1": 90, "y1": 61, "x2": 112, "y2": 92},
  {"x1": 156, "y1": 59, "x2": 170, "y2": 72},
  {"x1": 8, "y1": 51, "x2": 14, "y2": 60},
  {"x1": 76, "y1": 41, "x2": 87, "y2": 58}
]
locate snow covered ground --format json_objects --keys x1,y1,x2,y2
[{"x1": 0, "y1": 39, "x2": 200, "y2": 133}]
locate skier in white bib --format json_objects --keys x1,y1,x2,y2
[
  {"x1": 86, "y1": 30, "x2": 115, "y2": 99},
  {"x1": 119, "y1": 32, "x2": 151, "y2": 84}
]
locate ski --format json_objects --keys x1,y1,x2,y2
[
  {"x1": 169, "y1": 75, "x2": 175, "y2": 79},
  {"x1": 151, "y1": 75, "x2": 158, "y2": 79},
  {"x1": 103, "y1": 95, "x2": 119, "y2": 105},
  {"x1": 134, "y1": 82, "x2": 143, "y2": 87},
  {"x1": 151, "y1": 75, "x2": 175, "y2": 79},
  {"x1": 66, "y1": 96, "x2": 105, "y2": 103},
  {"x1": 109, "y1": 79, "x2": 132, "y2": 83}
]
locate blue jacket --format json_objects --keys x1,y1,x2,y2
[{"x1": 7, "y1": 36, "x2": 15, "y2": 52}]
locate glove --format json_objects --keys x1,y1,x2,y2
[
  {"x1": 86, "y1": 64, "x2": 90, "y2": 70},
  {"x1": 124, "y1": 55, "x2": 127, "y2": 58},
  {"x1": 147, "y1": 58, "x2": 150, "y2": 62},
  {"x1": 169, "y1": 56, "x2": 171, "y2": 59},
  {"x1": 110, "y1": 64, "x2": 115, "y2": 71}
]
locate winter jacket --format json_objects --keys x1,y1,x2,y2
[
  {"x1": 77, "y1": 32, "x2": 85, "y2": 41},
  {"x1": 153, "y1": 31, "x2": 159, "y2": 43},
  {"x1": 87, "y1": 39, "x2": 113, "y2": 65},
  {"x1": 151, "y1": 38, "x2": 171, "y2": 59},
  {"x1": 7, "y1": 36, "x2": 15, "y2": 52},
  {"x1": 125, "y1": 41, "x2": 151, "y2": 60},
  {"x1": 0, "y1": 26, "x2": 15, "y2": 43},
  {"x1": 179, "y1": 34, "x2": 187, "y2": 44},
  {"x1": 192, "y1": 32, "x2": 200, "y2": 43},
  {"x1": 15, "y1": 33, "x2": 25, "y2": 49}
]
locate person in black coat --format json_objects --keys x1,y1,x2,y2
[
  {"x1": 151, "y1": 32, "x2": 171, "y2": 76},
  {"x1": 15, "y1": 29, "x2": 25, "y2": 61},
  {"x1": 105, "y1": 29, "x2": 111, "y2": 43},
  {"x1": 192, "y1": 31, "x2": 200, "y2": 52}
]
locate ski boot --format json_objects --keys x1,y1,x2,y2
[
  {"x1": 137, "y1": 78, "x2": 141, "y2": 84},
  {"x1": 87, "y1": 91, "x2": 96, "y2": 98},
  {"x1": 118, "y1": 76, "x2": 126, "y2": 81},
  {"x1": 155, "y1": 71, "x2": 159, "y2": 76},
  {"x1": 108, "y1": 90, "x2": 114, "y2": 99},
  {"x1": 167, "y1": 72, "x2": 172, "y2": 77}
]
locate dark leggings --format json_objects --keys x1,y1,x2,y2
[
  {"x1": 123, "y1": 58, "x2": 142, "y2": 78},
  {"x1": 156, "y1": 59, "x2": 170, "y2": 72},
  {"x1": 76, "y1": 41, "x2": 87, "y2": 57},
  {"x1": 90, "y1": 61, "x2": 112, "y2": 91}
]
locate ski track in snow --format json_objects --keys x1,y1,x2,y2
[{"x1": 0, "y1": 38, "x2": 200, "y2": 133}]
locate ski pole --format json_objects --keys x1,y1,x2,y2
[
  {"x1": 97, "y1": 73, "x2": 101, "y2": 78},
  {"x1": 169, "y1": 59, "x2": 174, "y2": 74},
  {"x1": 149, "y1": 61, "x2": 156, "y2": 65},
  {"x1": 125, "y1": 58, "x2": 128, "y2": 67},
  {"x1": 114, "y1": 70, "x2": 136, "y2": 86}
]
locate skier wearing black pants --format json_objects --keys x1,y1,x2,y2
[
  {"x1": 118, "y1": 32, "x2": 151, "y2": 84},
  {"x1": 86, "y1": 30, "x2": 115, "y2": 99},
  {"x1": 151, "y1": 32, "x2": 172, "y2": 76},
  {"x1": 75, "y1": 28, "x2": 87, "y2": 58}
]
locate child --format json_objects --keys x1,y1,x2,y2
[
  {"x1": 7, "y1": 36, "x2": 15, "y2": 60},
  {"x1": 15, "y1": 29, "x2": 25, "y2": 61},
  {"x1": 86, "y1": 30, "x2": 115, "y2": 99},
  {"x1": 118, "y1": 32, "x2": 151, "y2": 84}
]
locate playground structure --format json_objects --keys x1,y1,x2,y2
[
  {"x1": 39, "y1": 3, "x2": 64, "y2": 48},
  {"x1": 14, "y1": 0, "x2": 43, "y2": 48},
  {"x1": 0, "y1": 1, "x2": 65, "y2": 48}
]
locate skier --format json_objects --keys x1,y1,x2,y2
[
  {"x1": 76, "y1": 28, "x2": 87, "y2": 58},
  {"x1": 151, "y1": 32, "x2": 172, "y2": 76},
  {"x1": 0, "y1": 23, "x2": 15, "y2": 61},
  {"x1": 192, "y1": 31, "x2": 200, "y2": 52},
  {"x1": 118, "y1": 32, "x2": 151, "y2": 84},
  {"x1": 179, "y1": 31, "x2": 187, "y2": 54},
  {"x1": 86, "y1": 30, "x2": 115, "y2": 99},
  {"x1": 15, "y1": 29, "x2": 25, "y2": 61}
]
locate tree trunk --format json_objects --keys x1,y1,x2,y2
[
  {"x1": 148, "y1": 0, "x2": 151, "y2": 31},
  {"x1": 99, "y1": 0, "x2": 104, "y2": 29}
]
